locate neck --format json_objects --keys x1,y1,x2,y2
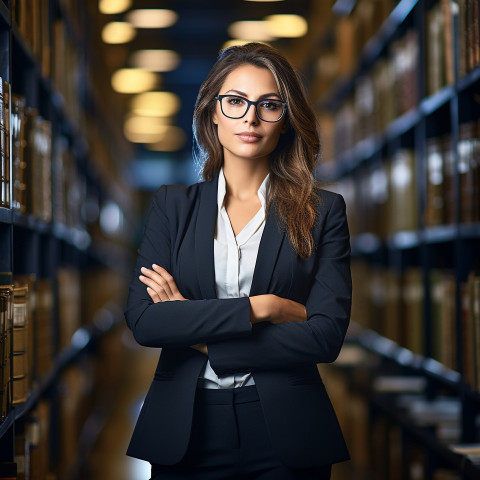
[{"x1": 222, "y1": 158, "x2": 269, "y2": 200}]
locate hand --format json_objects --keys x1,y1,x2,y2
[
  {"x1": 250, "y1": 294, "x2": 306, "y2": 325},
  {"x1": 139, "y1": 264, "x2": 187, "y2": 303},
  {"x1": 190, "y1": 343, "x2": 208, "y2": 355}
]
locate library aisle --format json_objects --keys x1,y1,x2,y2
[{"x1": 85, "y1": 329, "x2": 158, "y2": 480}]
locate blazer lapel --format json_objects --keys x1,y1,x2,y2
[
  {"x1": 195, "y1": 175, "x2": 218, "y2": 299},
  {"x1": 250, "y1": 205, "x2": 285, "y2": 296}
]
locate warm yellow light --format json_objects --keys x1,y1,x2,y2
[
  {"x1": 145, "y1": 127, "x2": 186, "y2": 151},
  {"x1": 126, "y1": 9, "x2": 178, "y2": 29},
  {"x1": 125, "y1": 116, "x2": 170, "y2": 135},
  {"x1": 99, "y1": 0, "x2": 131, "y2": 14},
  {"x1": 129, "y1": 50, "x2": 180, "y2": 72},
  {"x1": 130, "y1": 92, "x2": 181, "y2": 117},
  {"x1": 101, "y1": 22, "x2": 136, "y2": 44},
  {"x1": 111, "y1": 68, "x2": 158, "y2": 93},
  {"x1": 228, "y1": 21, "x2": 276, "y2": 41},
  {"x1": 264, "y1": 14, "x2": 308, "y2": 38}
]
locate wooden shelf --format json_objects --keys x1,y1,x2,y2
[{"x1": 0, "y1": 307, "x2": 124, "y2": 439}]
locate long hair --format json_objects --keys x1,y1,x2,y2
[{"x1": 193, "y1": 42, "x2": 321, "y2": 258}]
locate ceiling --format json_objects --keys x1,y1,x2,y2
[{"x1": 95, "y1": 0, "x2": 317, "y2": 188}]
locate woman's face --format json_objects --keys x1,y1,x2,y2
[{"x1": 213, "y1": 64, "x2": 286, "y2": 167}]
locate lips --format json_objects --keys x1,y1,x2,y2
[{"x1": 236, "y1": 131, "x2": 262, "y2": 143}]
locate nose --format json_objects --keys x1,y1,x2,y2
[{"x1": 244, "y1": 103, "x2": 258, "y2": 124}]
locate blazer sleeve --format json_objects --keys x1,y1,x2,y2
[
  {"x1": 124, "y1": 186, "x2": 252, "y2": 348},
  {"x1": 207, "y1": 193, "x2": 352, "y2": 374}
]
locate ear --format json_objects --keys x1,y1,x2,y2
[
  {"x1": 213, "y1": 109, "x2": 218, "y2": 125},
  {"x1": 280, "y1": 119, "x2": 288, "y2": 133}
]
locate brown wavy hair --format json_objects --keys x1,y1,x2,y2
[{"x1": 193, "y1": 43, "x2": 321, "y2": 258}]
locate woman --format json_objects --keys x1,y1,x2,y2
[{"x1": 125, "y1": 43, "x2": 351, "y2": 480}]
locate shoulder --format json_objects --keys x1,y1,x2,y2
[
  {"x1": 152, "y1": 178, "x2": 213, "y2": 208},
  {"x1": 316, "y1": 188, "x2": 346, "y2": 215}
]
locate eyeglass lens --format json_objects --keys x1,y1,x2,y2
[{"x1": 220, "y1": 95, "x2": 284, "y2": 122}]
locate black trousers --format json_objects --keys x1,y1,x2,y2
[{"x1": 151, "y1": 386, "x2": 332, "y2": 480}]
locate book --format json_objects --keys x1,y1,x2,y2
[
  {"x1": 388, "y1": 149, "x2": 418, "y2": 232},
  {"x1": 403, "y1": 268, "x2": 425, "y2": 355},
  {"x1": 35, "y1": 279, "x2": 54, "y2": 379},
  {"x1": 12, "y1": 283, "x2": 29, "y2": 405},
  {"x1": 11, "y1": 94, "x2": 27, "y2": 213},
  {"x1": 0, "y1": 273, "x2": 13, "y2": 421},
  {"x1": 0, "y1": 78, "x2": 9, "y2": 209},
  {"x1": 425, "y1": 137, "x2": 445, "y2": 227},
  {"x1": 57, "y1": 267, "x2": 81, "y2": 350}
]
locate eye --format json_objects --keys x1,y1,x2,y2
[
  {"x1": 260, "y1": 100, "x2": 282, "y2": 110},
  {"x1": 226, "y1": 96, "x2": 246, "y2": 106}
]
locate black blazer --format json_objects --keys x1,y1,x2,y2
[{"x1": 124, "y1": 173, "x2": 351, "y2": 468}]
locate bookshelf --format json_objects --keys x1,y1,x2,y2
[
  {"x1": 313, "y1": 0, "x2": 480, "y2": 478},
  {"x1": 0, "y1": 0, "x2": 136, "y2": 478}
]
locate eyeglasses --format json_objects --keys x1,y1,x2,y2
[{"x1": 215, "y1": 94, "x2": 286, "y2": 123}]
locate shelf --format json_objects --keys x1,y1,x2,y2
[
  {"x1": 321, "y1": 0, "x2": 419, "y2": 109},
  {"x1": 457, "y1": 65, "x2": 480, "y2": 93},
  {"x1": 0, "y1": 207, "x2": 11, "y2": 224},
  {"x1": 420, "y1": 86, "x2": 455, "y2": 117},
  {"x1": 0, "y1": 0, "x2": 10, "y2": 28},
  {"x1": 387, "y1": 230, "x2": 421, "y2": 250},
  {"x1": 0, "y1": 308, "x2": 124, "y2": 439},
  {"x1": 353, "y1": 328, "x2": 463, "y2": 390},
  {"x1": 370, "y1": 393, "x2": 480, "y2": 480},
  {"x1": 422, "y1": 224, "x2": 458, "y2": 244},
  {"x1": 12, "y1": 210, "x2": 50, "y2": 234},
  {"x1": 52, "y1": 223, "x2": 91, "y2": 251},
  {"x1": 11, "y1": 23, "x2": 37, "y2": 68},
  {"x1": 385, "y1": 108, "x2": 421, "y2": 142}
]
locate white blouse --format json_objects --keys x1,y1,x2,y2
[{"x1": 198, "y1": 169, "x2": 269, "y2": 389}]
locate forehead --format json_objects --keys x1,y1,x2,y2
[{"x1": 219, "y1": 64, "x2": 279, "y2": 96}]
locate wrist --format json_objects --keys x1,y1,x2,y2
[{"x1": 249, "y1": 295, "x2": 274, "y2": 324}]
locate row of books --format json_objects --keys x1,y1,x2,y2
[
  {"x1": 322, "y1": 362, "x2": 475, "y2": 480},
  {"x1": 12, "y1": 0, "x2": 84, "y2": 129},
  {"x1": 9, "y1": 90, "x2": 86, "y2": 230},
  {"x1": 351, "y1": 261, "x2": 480, "y2": 390},
  {"x1": 425, "y1": 120, "x2": 480, "y2": 227},
  {"x1": 330, "y1": 120, "x2": 480, "y2": 238},
  {"x1": 0, "y1": 268, "x2": 82, "y2": 422},
  {"x1": 331, "y1": 28, "x2": 419, "y2": 155},
  {"x1": 426, "y1": 0, "x2": 480, "y2": 96}
]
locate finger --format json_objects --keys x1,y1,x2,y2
[
  {"x1": 139, "y1": 274, "x2": 170, "y2": 301},
  {"x1": 146, "y1": 287, "x2": 161, "y2": 303},
  {"x1": 152, "y1": 264, "x2": 183, "y2": 299},
  {"x1": 141, "y1": 267, "x2": 175, "y2": 298}
]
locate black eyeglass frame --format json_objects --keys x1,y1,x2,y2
[{"x1": 215, "y1": 94, "x2": 287, "y2": 123}]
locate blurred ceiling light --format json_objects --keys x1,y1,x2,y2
[
  {"x1": 125, "y1": 116, "x2": 170, "y2": 136},
  {"x1": 264, "y1": 14, "x2": 308, "y2": 38},
  {"x1": 130, "y1": 50, "x2": 180, "y2": 72},
  {"x1": 130, "y1": 91, "x2": 181, "y2": 117},
  {"x1": 111, "y1": 68, "x2": 158, "y2": 93},
  {"x1": 228, "y1": 21, "x2": 275, "y2": 41},
  {"x1": 102, "y1": 22, "x2": 136, "y2": 44},
  {"x1": 126, "y1": 9, "x2": 178, "y2": 29},
  {"x1": 99, "y1": 0, "x2": 132, "y2": 14},
  {"x1": 145, "y1": 126, "x2": 186, "y2": 151}
]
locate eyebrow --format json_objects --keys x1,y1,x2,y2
[{"x1": 223, "y1": 89, "x2": 282, "y2": 99}]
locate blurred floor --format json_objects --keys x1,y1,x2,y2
[{"x1": 87, "y1": 329, "x2": 159, "y2": 480}]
